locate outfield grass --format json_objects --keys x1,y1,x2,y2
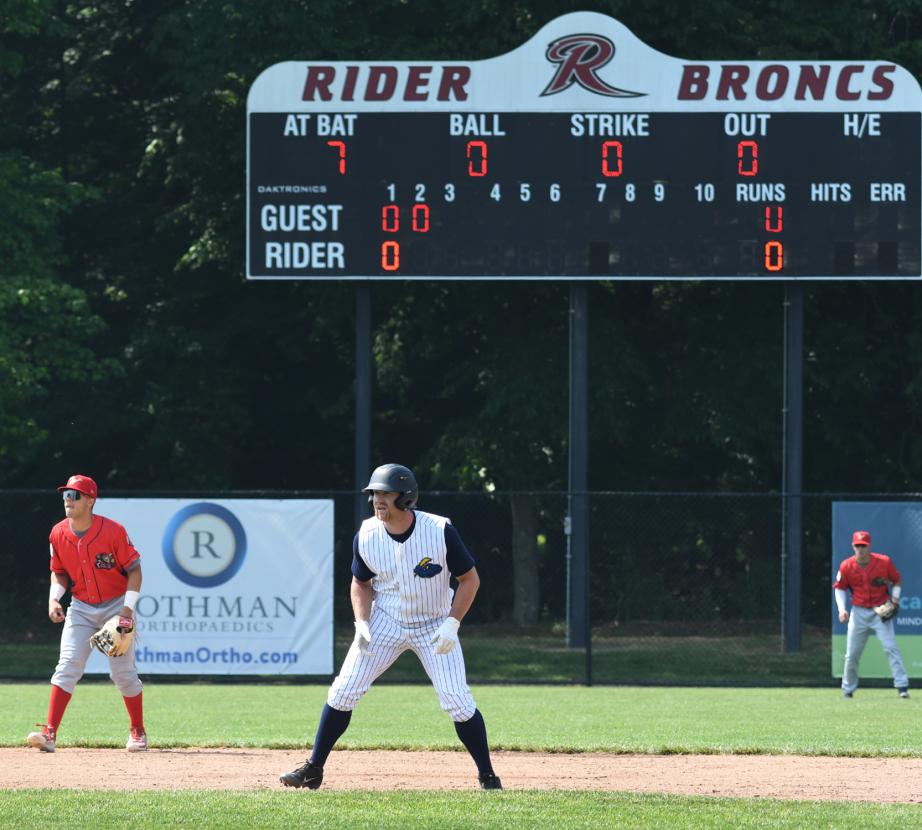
[
  {"x1": 0, "y1": 624, "x2": 834, "y2": 685},
  {"x1": 0, "y1": 790, "x2": 919, "y2": 830},
  {"x1": 1, "y1": 684, "x2": 919, "y2": 755}
]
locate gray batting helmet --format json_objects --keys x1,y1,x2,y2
[{"x1": 363, "y1": 463, "x2": 419, "y2": 510}]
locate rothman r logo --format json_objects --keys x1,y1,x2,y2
[
  {"x1": 162, "y1": 502, "x2": 248, "y2": 588},
  {"x1": 541, "y1": 34, "x2": 645, "y2": 98}
]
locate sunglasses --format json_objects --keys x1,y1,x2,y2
[{"x1": 61, "y1": 489, "x2": 83, "y2": 501}]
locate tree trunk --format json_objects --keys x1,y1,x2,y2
[{"x1": 510, "y1": 493, "x2": 540, "y2": 625}]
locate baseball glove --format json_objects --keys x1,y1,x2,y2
[
  {"x1": 90, "y1": 615, "x2": 135, "y2": 657},
  {"x1": 874, "y1": 600, "x2": 899, "y2": 622}
]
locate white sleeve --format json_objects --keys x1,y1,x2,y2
[{"x1": 834, "y1": 588, "x2": 848, "y2": 614}]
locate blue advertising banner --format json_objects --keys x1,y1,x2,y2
[{"x1": 831, "y1": 501, "x2": 922, "y2": 678}]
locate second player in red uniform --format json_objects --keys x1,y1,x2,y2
[
  {"x1": 834, "y1": 530, "x2": 909, "y2": 699},
  {"x1": 27, "y1": 474, "x2": 148, "y2": 752}
]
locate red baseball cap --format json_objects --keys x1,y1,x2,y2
[
  {"x1": 852, "y1": 530, "x2": 871, "y2": 547},
  {"x1": 57, "y1": 474, "x2": 98, "y2": 499}
]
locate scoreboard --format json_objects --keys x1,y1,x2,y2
[{"x1": 246, "y1": 12, "x2": 922, "y2": 280}]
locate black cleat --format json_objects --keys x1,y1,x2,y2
[
  {"x1": 280, "y1": 761, "x2": 324, "y2": 789},
  {"x1": 842, "y1": 691, "x2": 853, "y2": 698},
  {"x1": 899, "y1": 688, "x2": 910, "y2": 699},
  {"x1": 479, "y1": 772, "x2": 503, "y2": 790}
]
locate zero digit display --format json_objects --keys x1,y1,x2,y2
[{"x1": 246, "y1": 12, "x2": 922, "y2": 280}]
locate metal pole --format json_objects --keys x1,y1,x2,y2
[
  {"x1": 781, "y1": 282, "x2": 804, "y2": 652},
  {"x1": 568, "y1": 283, "x2": 590, "y2": 686},
  {"x1": 355, "y1": 285, "x2": 372, "y2": 529}
]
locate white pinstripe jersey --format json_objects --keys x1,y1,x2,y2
[{"x1": 357, "y1": 510, "x2": 453, "y2": 626}]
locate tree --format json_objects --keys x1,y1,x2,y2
[{"x1": 0, "y1": 2, "x2": 120, "y2": 480}]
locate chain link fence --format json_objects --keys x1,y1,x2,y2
[{"x1": 3, "y1": 489, "x2": 918, "y2": 685}]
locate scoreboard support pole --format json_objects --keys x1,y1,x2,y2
[
  {"x1": 354, "y1": 284, "x2": 373, "y2": 529},
  {"x1": 781, "y1": 282, "x2": 804, "y2": 653},
  {"x1": 567, "y1": 283, "x2": 591, "y2": 680}
]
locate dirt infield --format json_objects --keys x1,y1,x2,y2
[{"x1": 3, "y1": 748, "x2": 922, "y2": 801}]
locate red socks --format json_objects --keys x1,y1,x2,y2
[
  {"x1": 122, "y1": 691, "x2": 145, "y2": 730},
  {"x1": 47, "y1": 684, "x2": 72, "y2": 730},
  {"x1": 47, "y1": 685, "x2": 144, "y2": 732}
]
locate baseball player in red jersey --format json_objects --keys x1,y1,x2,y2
[
  {"x1": 834, "y1": 530, "x2": 909, "y2": 699},
  {"x1": 27, "y1": 474, "x2": 148, "y2": 752},
  {"x1": 280, "y1": 463, "x2": 502, "y2": 791}
]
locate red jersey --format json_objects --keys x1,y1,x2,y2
[
  {"x1": 49, "y1": 515, "x2": 141, "y2": 605},
  {"x1": 833, "y1": 552, "x2": 900, "y2": 608}
]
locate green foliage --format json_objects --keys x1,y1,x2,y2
[
  {"x1": 0, "y1": 278, "x2": 121, "y2": 475},
  {"x1": 0, "y1": 0, "x2": 54, "y2": 76},
  {"x1": 0, "y1": 154, "x2": 84, "y2": 277},
  {"x1": 372, "y1": 284, "x2": 569, "y2": 490},
  {"x1": 2, "y1": 0, "x2": 922, "y2": 498}
]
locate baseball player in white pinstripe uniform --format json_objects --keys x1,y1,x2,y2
[{"x1": 281, "y1": 463, "x2": 502, "y2": 790}]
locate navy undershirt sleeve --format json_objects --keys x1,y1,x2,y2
[
  {"x1": 351, "y1": 532, "x2": 375, "y2": 581},
  {"x1": 445, "y1": 523, "x2": 476, "y2": 577},
  {"x1": 352, "y1": 519, "x2": 474, "y2": 578}
]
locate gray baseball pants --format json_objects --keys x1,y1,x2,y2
[
  {"x1": 51, "y1": 596, "x2": 142, "y2": 697},
  {"x1": 842, "y1": 606, "x2": 908, "y2": 693}
]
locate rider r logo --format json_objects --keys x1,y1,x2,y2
[{"x1": 541, "y1": 34, "x2": 645, "y2": 98}]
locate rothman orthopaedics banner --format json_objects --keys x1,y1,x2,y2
[{"x1": 82, "y1": 499, "x2": 334, "y2": 676}]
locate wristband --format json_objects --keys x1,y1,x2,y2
[
  {"x1": 49, "y1": 584, "x2": 66, "y2": 602},
  {"x1": 123, "y1": 590, "x2": 141, "y2": 610}
]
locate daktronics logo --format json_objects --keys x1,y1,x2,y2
[
  {"x1": 541, "y1": 34, "x2": 644, "y2": 98},
  {"x1": 678, "y1": 63, "x2": 897, "y2": 101}
]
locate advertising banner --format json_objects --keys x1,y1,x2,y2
[
  {"x1": 82, "y1": 499, "x2": 334, "y2": 676},
  {"x1": 831, "y1": 501, "x2": 922, "y2": 678}
]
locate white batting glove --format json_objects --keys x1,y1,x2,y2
[
  {"x1": 431, "y1": 617, "x2": 461, "y2": 655},
  {"x1": 354, "y1": 619, "x2": 372, "y2": 655}
]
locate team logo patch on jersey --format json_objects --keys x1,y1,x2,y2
[
  {"x1": 413, "y1": 557, "x2": 443, "y2": 578},
  {"x1": 95, "y1": 553, "x2": 117, "y2": 570},
  {"x1": 872, "y1": 577, "x2": 887, "y2": 587}
]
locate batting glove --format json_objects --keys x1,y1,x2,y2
[
  {"x1": 354, "y1": 619, "x2": 372, "y2": 655},
  {"x1": 431, "y1": 617, "x2": 461, "y2": 655}
]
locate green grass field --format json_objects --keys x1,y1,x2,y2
[
  {"x1": 2, "y1": 683, "x2": 920, "y2": 754},
  {"x1": 1, "y1": 790, "x2": 919, "y2": 830},
  {"x1": 0, "y1": 624, "x2": 836, "y2": 684},
  {"x1": 2, "y1": 683, "x2": 921, "y2": 828}
]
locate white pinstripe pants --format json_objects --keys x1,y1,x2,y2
[{"x1": 327, "y1": 608, "x2": 476, "y2": 721}]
